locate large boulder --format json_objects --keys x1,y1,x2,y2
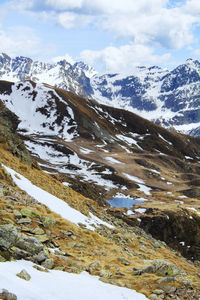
[
  {"x1": 0, "y1": 224, "x2": 44, "y2": 260},
  {"x1": 134, "y1": 260, "x2": 185, "y2": 277}
]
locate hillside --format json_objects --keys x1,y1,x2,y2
[{"x1": 0, "y1": 80, "x2": 200, "y2": 299}]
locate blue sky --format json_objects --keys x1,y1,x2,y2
[{"x1": 0, "y1": 0, "x2": 200, "y2": 73}]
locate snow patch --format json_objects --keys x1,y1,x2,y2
[
  {"x1": 3, "y1": 165, "x2": 114, "y2": 231},
  {"x1": 138, "y1": 184, "x2": 152, "y2": 196},
  {"x1": 105, "y1": 157, "x2": 122, "y2": 164},
  {"x1": 0, "y1": 260, "x2": 147, "y2": 300},
  {"x1": 122, "y1": 173, "x2": 145, "y2": 184}
]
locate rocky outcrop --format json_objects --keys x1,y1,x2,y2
[
  {"x1": 0, "y1": 224, "x2": 44, "y2": 260},
  {"x1": 0, "y1": 101, "x2": 31, "y2": 164},
  {"x1": 133, "y1": 260, "x2": 185, "y2": 277},
  {"x1": 139, "y1": 208, "x2": 200, "y2": 261}
]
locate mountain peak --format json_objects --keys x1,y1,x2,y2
[
  {"x1": 0, "y1": 52, "x2": 11, "y2": 62},
  {"x1": 185, "y1": 58, "x2": 200, "y2": 68},
  {"x1": 74, "y1": 61, "x2": 97, "y2": 78}
]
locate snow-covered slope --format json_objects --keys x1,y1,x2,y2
[
  {"x1": 0, "y1": 260, "x2": 147, "y2": 300},
  {"x1": 1, "y1": 81, "x2": 78, "y2": 141}
]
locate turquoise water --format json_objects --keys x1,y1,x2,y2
[{"x1": 106, "y1": 197, "x2": 144, "y2": 208}]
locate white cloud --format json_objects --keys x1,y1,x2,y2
[
  {"x1": 43, "y1": 0, "x2": 168, "y2": 14},
  {"x1": 58, "y1": 12, "x2": 93, "y2": 29},
  {"x1": 81, "y1": 44, "x2": 171, "y2": 73},
  {"x1": 7, "y1": 0, "x2": 200, "y2": 51},
  {"x1": 20, "y1": 0, "x2": 199, "y2": 51},
  {"x1": 45, "y1": 0, "x2": 83, "y2": 10},
  {"x1": 193, "y1": 48, "x2": 200, "y2": 57},
  {"x1": 100, "y1": 7, "x2": 195, "y2": 49},
  {"x1": 4, "y1": 0, "x2": 200, "y2": 73},
  {"x1": 184, "y1": 0, "x2": 200, "y2": 16},
  {"x1": 0, "y1": 25, "x2": 55, "y2": 58},
  {"x1": 58, "y1": 12, "x2": 76, "y2": 29}
]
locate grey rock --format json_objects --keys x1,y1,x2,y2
[
  {"x1": 117, "y1": 257, "x2": 130, "y2": 266},
  {"x1": 67, "y1": 241, "x2": 76, "y2": 248},
  {"x1": 134, "y1": 260, "x2": 185, "y2": 277},
  {"x1": 149, "y1": 294, "x2": 158, "y2": 300},
  {"x1": 0, "y1": 254, "x2": 6, "y2": 262},
  {"x1": 31, "y1": 228, "x2": 45, "y2": 235},
  {"x1": 10, "y1": 246, "x2": 30, "y2": 259},
  {"x1": 16, "y1": 218, "x2": 32, "y2": 225},
  {"x1": 34, "y1": 251, "x2": 49, "y2": 263},
  {"x1": 153, "y1": 289, "x2": 164, "y2": 295},
  {"x1": 87, "y1": 261, "x2": 101, "y2": 273},
  {"x1": 153, "y1": 241, "x2": 161, "y2": 248},
  {"x1": 60, "y1": 230, "x2": 74, "y2": 236},
  {"x1": 157, "y1": 277, "x2": 175, "y2": 284},
  {"x1": 20, "y1": 208, "x2": 40, "y2": 219},
  {"x1": 99, "y1": 269, "x2": 112, "y2": 278},
  {"x1": 0, "y1": 224, "x2": 18, "y2": 249},
  {"x1": 1, "y1": 289, "x2": 17, "y2": 300},
  {"x1": 53, "y1": 249, "x2": 66, "y2": 256},
  {"x1": 15, "y1": 236, "x2": 43, "y2": 254},
  {"x1": 165, "y1": 286, "x2": 176, "y2": 294},
  {"x1": 13, "y1": 210, "x2": 22, "y2": 219},
  {"x1": 41, "y1": 258, "x2": 54, "y2": 269},
  {"x1": 32, "y1": 265, "x2": 49, "y2": 272},
  {"x1": 16, "y1": 269, "x2": 31, "y2": 281},
  {"x1": 41, "y1": 216, "x2": 55, "y2": 228}
]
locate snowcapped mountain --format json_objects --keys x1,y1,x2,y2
[
  {"x1": 1, "y1": 53, "x2": 200, "y2": 135},
  {"x1": 90, "y1": 59, "x2": 200, "y2": 135},
  {"x1": 0, "y1": 53, "x2": 93, "y2": 98}
]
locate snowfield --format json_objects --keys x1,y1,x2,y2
[{"x1": 0, "y1": 260, "x2": 148, "y2": 300}]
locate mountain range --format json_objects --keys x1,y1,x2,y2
[{"x1": 1, "y1": 53, "x2": 200, "y2": 136}]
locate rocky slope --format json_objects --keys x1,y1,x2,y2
[
  {"x1": 0, "y1": 98, "x2": 200, "y2": 299},
  {"x1": 1, "y1": 53, "x2": 200, "y2": 136},
  {"x1": 1, "y1": 78, "x2": 200, "y2": 268}
]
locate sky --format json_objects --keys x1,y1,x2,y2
[{"x1": 1, "y1": 0, "x2": 200, "y2": 73}]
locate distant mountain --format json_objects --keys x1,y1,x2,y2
[
  {"x1": 1, "y1": 53, "x2": 200, "y2": 136},
  {"x1": 90, "y1": 59, "x2": 200, "y2": 136},
  {"x1": 0, "y1": 53, "x2": 94, "y2": 98}
]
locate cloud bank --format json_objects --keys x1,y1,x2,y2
[{"x1": 2, "y1": 0, "x2": 200, "y2": 72}]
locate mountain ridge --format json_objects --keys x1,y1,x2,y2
[{"x1": 1, "y1": 53, "x2": 200, "y2": 136}]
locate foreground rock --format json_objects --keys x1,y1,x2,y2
[{"x1": 0, "y1": 224, "x2": 44, "y2": 261}]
